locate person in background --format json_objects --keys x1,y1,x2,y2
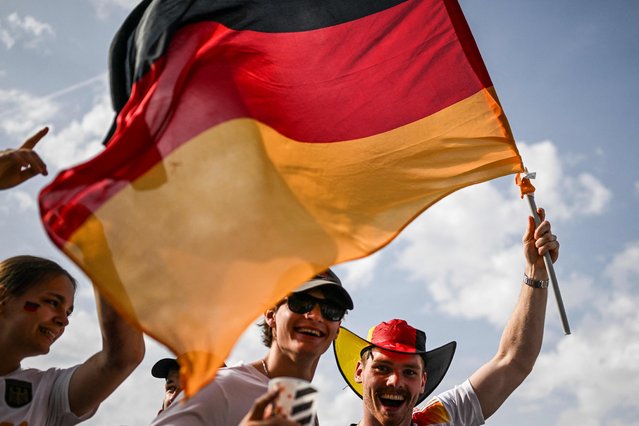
[
  {"x1": 0, "y1": 255, "x2": 145, "y2": 425},
  {"x1": 152, "y1": 358, "x2": 182, "y2": 415}
]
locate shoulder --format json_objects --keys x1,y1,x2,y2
[
  {"x1": 198, "y1": 363, "x2": 265, "y2": 392},
  {"x1": 432, "y1": 380, "x2": 479, "y2": 406},
  {"x1": 414, "y1": 380, "x2": 484, "y2": 426},
  {"x1": 5, "y1": 365, "x2": 75, "y2": 384},
  {"x1": 152, "y1": 363, "x2": 268, "y2": 425}
]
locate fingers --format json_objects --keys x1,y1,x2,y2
[
  {"x1": 245, "y1": 388, "x2": 280, "y2": 421},
  {"x1": 531, "y1": 208, "x2": 560, "y2": 261},
  {"x1": 522, "y1": 215, "x2": 535, "y2": 244},
  {"x1": 536, "y1": 207, "x2": 545, "y2": 222},
  {"x1": 21, "y1": 126, "x2": 49, "y2": 150},
  {"x1": 537, "y1": 235, "x2": 560, "y2": 263},
  {"x1": 239, "y1": 389, "x2": 301, "y2": 426},
  {"x1": 13, "y1": 149, "x2": 48, "y2": 177},
  {"x1": 19, "y1": 126, "x2": 49, "y2": 175}
]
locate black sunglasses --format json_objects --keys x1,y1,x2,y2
[{"x1": 286, "y1": 293, "x2": 346, "y2": 322}]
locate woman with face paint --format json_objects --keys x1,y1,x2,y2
[{"x1": 0, "y1": 255, "x2": 145, "y2": 425}]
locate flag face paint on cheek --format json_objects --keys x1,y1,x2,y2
[{"x1": 23, "y1": 301, "x2": 40, "y2": 312}]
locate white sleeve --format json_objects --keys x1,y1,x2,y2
[
  {"x1": 49, "y1": 365, "x2": 98, "y2": 424},
  {"x1": 431, "y1": 380, "x2": 485, "y2": 426}
]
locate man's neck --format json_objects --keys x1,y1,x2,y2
[
  {"x1": 260, "y1": 346, "x2": 320, "y2": 381},
  {"x1": 358, "y1": 412, "x2": 414, "y2": 426}
]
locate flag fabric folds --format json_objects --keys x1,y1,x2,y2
[{"x1": 39, "y1": 0, "x2": 523, "y2": 395}]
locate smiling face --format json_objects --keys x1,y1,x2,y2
[
  {"x1": 268, "y1": 288, "x2": 342, "y2": 362},
  {"x1": 0, "y1": 273, "x2": 75, "y2": 364},
  {"x1": 355, "y1": 348, "x2": 427, "y2": 426}
]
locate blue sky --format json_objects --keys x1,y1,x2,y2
[{"x1": 1, "y1": 1, "x2": 638, "y2": 425}]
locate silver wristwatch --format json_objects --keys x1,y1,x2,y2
[{"x1": 523, "y1": 273, "x2": 549, "y2": 289}]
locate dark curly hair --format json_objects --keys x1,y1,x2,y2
[{"x1": 257, "y1": 300, "x2": 284, "y2": 347}]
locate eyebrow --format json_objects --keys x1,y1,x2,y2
[{"x1": 372, "y1": 355, "x2": 422, "y2": 370}]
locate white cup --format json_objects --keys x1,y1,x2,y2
[{"x1": 268, "y1": 377, "x2": 318, "y2": 425}]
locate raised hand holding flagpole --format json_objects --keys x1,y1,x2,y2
[{"x1": 517, "y1": 170, "x2": 571, "y2": 335}]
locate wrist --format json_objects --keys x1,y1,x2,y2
[{"x1": 523, "y1": 273, "x2": 549, "y2": 289}]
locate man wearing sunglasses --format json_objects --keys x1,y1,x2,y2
[{"x1": 151, "y1": 269, "x2": 353, "y2": 425}]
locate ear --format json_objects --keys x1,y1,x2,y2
[
  {"x1": 264, "y1": 308, "x2": 277, "y2": 328},
  {"x1": 354, "y1": 361, "x2": 364, "y2": 384},
  {"x1": 331, "y1": 325, "x2": 340, "y2": 342}
]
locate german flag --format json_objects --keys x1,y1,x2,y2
[{"x1": 39, "y1": 0, "x2": 523, "y2": 395}]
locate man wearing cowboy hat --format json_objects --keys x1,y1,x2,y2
[{"x1": 335, "y1": 208, "x2": 559, "y2": 425}]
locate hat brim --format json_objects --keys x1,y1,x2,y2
[
  {"x1": 151, "y1": 358, "x2": 179, "y2": 379},
  {"x1": 333, "y1": 326, "x2": 456, "y2": 405}
]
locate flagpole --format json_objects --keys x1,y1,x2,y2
[{"x1": 518, "y1": 171, "x2": 571, "y2": 335}]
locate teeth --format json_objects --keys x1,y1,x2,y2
[
  {"x1": 40, "y1": 327, "x2": 56, "y2": 340},
  {"x1": 380, "y1": 394, "x2": 404, "y2": 401},
  {"x1": 298, "y1": 328, "x2": 321, "y2": 336}
]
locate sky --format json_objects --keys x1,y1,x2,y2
[{"x1": 1, "y1": 1, "x2": 638, "y2": 425}]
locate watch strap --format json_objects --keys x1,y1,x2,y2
[{"x1": 523, "y1": 273, "x2": 549, "y2": 289}]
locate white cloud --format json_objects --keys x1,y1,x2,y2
[
  {"x1": 0, "y1": 87, "x2": 110, "y2": 171},
  {"x1": 1, "y1": 13, "x2": 54, "y2": 50},
  {"x1": 5, "y1": 190, "x2": 37, "y2": 212},
  {"x1": 0, "y1": 28, "x2": 15, "y2": 49},
  {"x1": 38, "y1": 95, "x2": 112, "y2": 170},
  {"x1": 0, "y1": 89, "x2": 59, "y2": 136},
  {"x1": 89, "y1": 0, "x2": 138, "y2": 20},
  {"x1": 335, "y1": 250, "x2": 383, "y2": 291},
  {"x1": 634, "y1": 181, "x2": 639, "y2": 196},
  {"x1": 522, "y1": 242, "x2": 639, "y2": 425},
  {"x1": 390, "y1": 140, "x2": 611, "y2": 328},
  {"x1": 395, "y1": 182, "x2": 526, "y2": 326},
  {"x1": 518, "y1": 141, "x2": 612, "y2": 218},
  {"x1": 0, "y1": 74, "x2": 108, "y2": 144}
]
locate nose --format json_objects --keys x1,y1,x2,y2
[
  {"x1": 304, "y1": 303, "x2": 324, "y2": 321},
  {"x1": 54, "y1": 313, "x2": 69, "y2": 327},
  {"x1": 386, "y1": 371, "x2": 400, "y2": 386}
]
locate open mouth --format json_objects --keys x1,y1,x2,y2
[
  {"x1": 378, "y1": 392, "x2": 406, "y2": 408},
  {"x1": 39, "y1": 327, "x2": 57, "y2": 342},
  {"x1": 295, "y1": 327, "x2": 324, "y2": 337}
]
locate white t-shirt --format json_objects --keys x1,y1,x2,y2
[
  {"x1": 1, "y1": 365, "x2": 95, "y2": 426},
  {"x1": 150, "y1": 363, "x2": 269, "y2": 426},
  {"x1": 412, "y1": 379, "x2": 485, "y2": 426}
]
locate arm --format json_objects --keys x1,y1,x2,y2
[
  {"x1": 469, "y1": 208, "x2": 559, "y2": 419},
  {"x1": 0, "y1": 127, "x2": 49, "y2": 190},
  {"x1": 67, "y1": 291, "x2": 145, "y2": 416}
]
